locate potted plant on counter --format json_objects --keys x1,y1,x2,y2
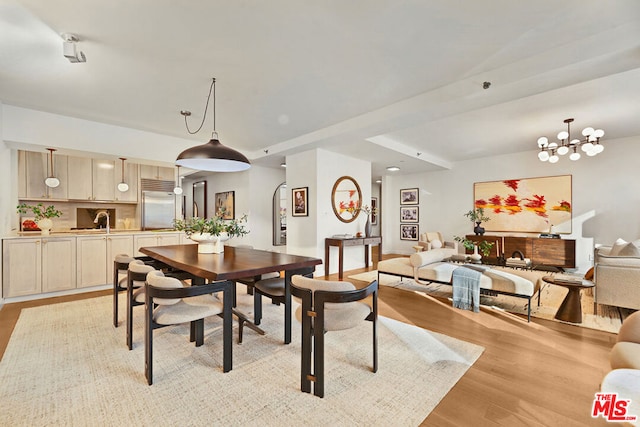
[
  {"x1": 17, "y1": 203, "x2": 62, "y2": 236},
  {"x1": 173, "y1": 211, "x2": 249, "y2": 254}
]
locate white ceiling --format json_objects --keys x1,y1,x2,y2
[{"x1": 1, "y1": 0, "x2": 639, "y2": 179}]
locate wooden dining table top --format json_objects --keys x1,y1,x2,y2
[{"x1": 139, "y1": 244, "x2": 322, "y2": 281}]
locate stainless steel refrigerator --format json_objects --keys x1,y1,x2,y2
[{"x1": 141, "y1": 191, "x2": 176, "y2": 230}]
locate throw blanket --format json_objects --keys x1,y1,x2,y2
[{"x1": 452, "y1": 266, "x2": 482, "y2": 313}]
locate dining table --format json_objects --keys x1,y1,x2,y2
[{"x1": 139, "y1": 244, "x2": 323, "y2": 351}]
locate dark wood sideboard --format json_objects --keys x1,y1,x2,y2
[{"x1": 465, "y1": 234, "x2": 576, "y2": 269}]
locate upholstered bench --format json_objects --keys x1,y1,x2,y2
[{"x1": 377, "y1": 249, "x2": 542, "y2": 321}]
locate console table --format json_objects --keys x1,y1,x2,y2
[
  {"x1": 325, "y1": 236, "x2": 382, "y2": 279},
  {"x1": 465, "y1": 235, "x2": 576, "y2": 269}
]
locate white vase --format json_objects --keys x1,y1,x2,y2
[
  {"x1": 36, "y1": 218, "x2": 53, "y2": 236},
  {"x1": 189, "y1": 232, "x2": 229, "y2": 254},
  {"x1": 469, "y1": 244, "x2": 482, "y2": 263}
]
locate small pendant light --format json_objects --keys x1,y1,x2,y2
[
  {"x1": 117, "y1": 157, "x2": 129, "y2": 192},
  {"x1": 44, "y1": 148, "x2": 60, "y2": 188},
  {"x1": 173, "y1": 165, "x2": 183, "y2": 195}
]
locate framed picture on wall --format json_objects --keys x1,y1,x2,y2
[
  {"x1": 292, "y1": 187, "x2": 308, "y2": 217},
  {"x1": 400, "y1": 188, "x2": 419, "y2": 205},
  {"x1": 214, "y1": 191, "x2": 235, "y2": 219},
  {"x1": 400, "y1": 206, "x2": 419, "y2": 223},
  {"x1": 371, "y1": 197, "x2": 378, "y2": 225},
  {"x1": 400, "y1": 224, "x2": 419, "y2": 241}
]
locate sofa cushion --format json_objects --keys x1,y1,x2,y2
[
  {"x1": 618, "y1": 242, "x2": 640, "y2": 257},
  {"x1": 409, "y1": 248, "x2": 452, "y2": 268},
  {"x1": 610, "y1": 238, "x2": 630, "y2": 256},
  {"x1": 430, "y1": 239, "x2": 443, "y2": 249},
  {"x1": 618, "y1": 311, "x2": 640, "y2": 344}
]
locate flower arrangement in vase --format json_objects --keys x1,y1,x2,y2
[
  {"x1": 464, "y1": 207, "x2": 490, "y2": 235},
  {"x1": 17, "y1": 203, "x2": 62, "y2": 235},
  {"x1": 454, "y1": 236, "x2": 495, "y2": 263},
  {"x1": 173, "y1": 210, "x2": 249, "y2": 254}
]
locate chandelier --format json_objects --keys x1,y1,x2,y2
[{"x1": 537, "y1": 118, "x2": 604, "y2": 163}]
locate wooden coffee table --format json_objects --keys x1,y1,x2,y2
[{"x1": 542, "y1": 275, "x2": 594, "y2": 323}]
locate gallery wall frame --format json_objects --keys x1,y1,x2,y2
[
  {"x1": 400, "y1": 224, "x2": 419, "y2": 241},
  {"x1": 292, "y1": 187, "x2": 309, "y2": 217},
  {"x1": 473, "y1": 174, "x2": 572, "y2": 234},
  {"x1": 371, "y1": 197, "x2": 378, "y2": 225},
  {"x1": 400, "y1": 206, "x2": 419, "y2": 223},
  {"x1": 214, "y1": 190, "x2": 235, "y2": 219},
  {"x1": 400, "y1": 188, "x2": 419, "y2": 205}
]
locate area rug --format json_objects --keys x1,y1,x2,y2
[
  {"x1": 0, "y1": 291, "x2": 484, "y2": 426},
  {"x1": 349, "y1": 270, "x2": 626, "y2": 333}
]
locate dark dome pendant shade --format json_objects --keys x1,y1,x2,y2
[
  {"x1": 176, "y1": 78, "x2": 250, "y2": 172},
  {"x1": 176, "y1": 133, "x2": 250, "y2": 172}
]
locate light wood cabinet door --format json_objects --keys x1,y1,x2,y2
[
  {"x1": 25, "y1": 151, "x2": 48, "y2": 199},
  {"x1": 179, "y1": 232, "x2": 197, "y2": 245},
  {"x1": 140, "y1": 165, "x2": 175, "y2": 182},
  {"x1": 133, "y1": 233, "x2": 180, "y2": 257},
  {"x1": 22, "y1": 151, "x2": 69, "y2": 200},
  {"x1": 114, "y1": 162, "x2": 138, "y2": 202},
  {"x1": 76, "y1": 236, "x2": 108, "y2": 288},
  {"x1": 42, "y1": 237, "x2": 76, "y2": 292},
  {"x1": 106, "y1": 235, "x2": 134, "y2": 284},
  {"x1": 68, "y1": 156, "x2": 93, "y2": 200},
  {"x1": 2, "y1": 238, "x2": 42, "y2": 297},
  {"x1": 93, "y1": 159, "x2": 116, "y2": 201},
  {"x1": 18, "y1": 151, "x2": 27, "y2": 198}
]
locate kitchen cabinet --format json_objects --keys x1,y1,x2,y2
[
  {"x1": 179, "y1": 232, "x2": 197, "y2": 245},
  {"x1": 106, "y1": 234, "x2": 134, "y2": 284},
  {"x1": 19, "y1": 150, "x2": 68, "y2": 200},
  {"x1": 92, "y1": 159, "x2": 116, "y2": 201},
  {"x1": 67, "y1": 156, "x2": 93, "y2": 200},
  {"x1": 76, "y1": 235, "x2": 108, "y2": 288},
  {"x1": 133, "y1": 233, "x2": 180, "y2": 257},
  {"x1": 2, "y1": 237, "x2": 76, "y2": 298},
  {"x1": 114, "y1": 161, "x2": 138, "y2": 202},
  {"x1": 140, "y1": 165, "x2": 175, "y2": 181}
]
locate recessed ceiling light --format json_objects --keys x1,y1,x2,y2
[
  {"x1": 280, "y1": 162, "x2": 286, "y2": 168},
  {"x1": 386, "y1": 166, "x2": 400, "y2": 172},
  {"x1": 375, "y1": 179, "x2": 382, "y2": 183}
]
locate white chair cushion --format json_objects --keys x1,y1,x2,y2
[
  {"x1": 154, "y1": 298, "x2": 223, "y2": 326},
  {"x1": 295, "y1": 301, "x2": 371, "y2": 331},
  {"x1": 128, "y1": 260, "x2": 154, "y2": 288},
  {"x1": 430, "y1": 239, "x2": 443, "y2": 249},
  {"x1": 146, "y1": 271, "x2": 183, "y2": 305},
  {"x1": 115, "y1": 254, "x2": 134, "y2": 264}
]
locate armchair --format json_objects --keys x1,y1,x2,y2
[
  {"x1": 418, "y1": 232, "x2": 458, "y2": 253},
  {"x1": 290, "y1": 275, "x2": 378, "y2": 398},
  {"x1": 594, "y1": 239, "x2": 640, "y2": 313}
]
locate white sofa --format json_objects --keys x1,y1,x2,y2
[
  {"x1": 594, "y1": 238, "x2": 640, "y2": 313},
  {"x1": 377, "y1": 248, "x2": 542, "y2": 321}
]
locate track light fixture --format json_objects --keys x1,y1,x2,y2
[{"x1": 61, "y1": 33, "x2": 86, "y2": 63}]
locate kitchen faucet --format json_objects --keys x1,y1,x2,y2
[{"x1": 94, "y1": 211, "x2": 110, "y2": 234}]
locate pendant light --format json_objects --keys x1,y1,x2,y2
[
  {"x1": 44, "y1": 148, "x2": 60, "y2": 188},
  {"x1": 173, "y1": 165, "x2": 183, "y2": 195},
  {"x1": 117, "y1": 158, "x2": 129, "y2": 192},
  {"x1": 176, "y1": 78, "x2": 251, "y2": 172}
]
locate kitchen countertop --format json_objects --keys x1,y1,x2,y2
[{"x1": 3, "y1": 229, "x2": 180, "y2": 239}]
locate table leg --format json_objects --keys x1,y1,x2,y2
[
  {"x1": 555, "y1": 287, "x2": 583, "y2": 323},
  {"x1": 222, "y1": 280, "x2": 233, "y2": 372},
  {"x1": 325, "y1": 242, "x2": 330, "y2": 277},
  {"x1": 338, "y1": 244, "x2": 344, "y2": 280},
  {"x1": 364, "y1": 244, "x2": 370, "y2": 268}
]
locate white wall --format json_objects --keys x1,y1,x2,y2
[
  {"x1": 287, "y1": 148, "x2": 371, "y2": 276},
  {"x1": 382, "y1": 135, "x2": 640, "y2": 274}
]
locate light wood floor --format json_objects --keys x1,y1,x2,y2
[{"x1": 0, "y1": 252, "x2": 617, "y2": 426}]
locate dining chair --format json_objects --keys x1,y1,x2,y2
[
  {"x1": 232, "y1": 245, "x2": 279, "y2": 307},
  {"x1": 113, "y1": 253, "x2": 134, "y2": 327},
  {"x1": 144, "y1": 270, "x2": 233, "y2": 385},
  {"x1": 126, "y1": 259, "x2": 156, "y2": 350},
  {"x1": 290, "y1": 275, "x2": 378, "y2": 398}
]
